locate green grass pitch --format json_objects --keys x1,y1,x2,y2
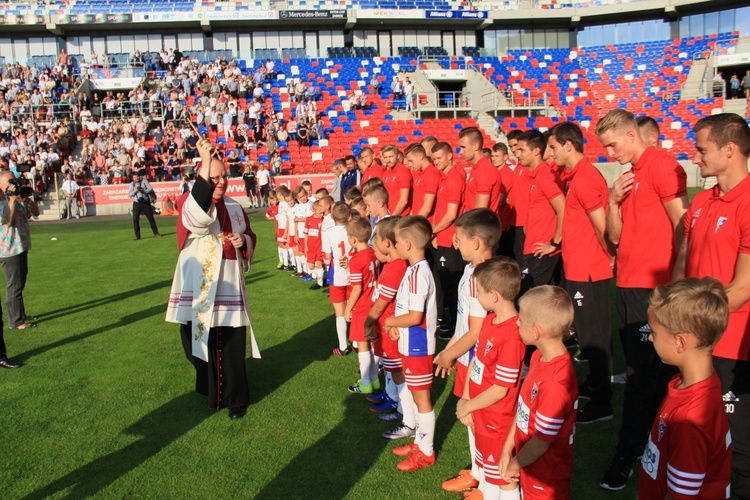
[{"x1": 0, "y1": 213, "x2": 646, "y2": 499}]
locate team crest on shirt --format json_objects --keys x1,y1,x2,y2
[
  {"x1": 531, "y1": 382, "x2": 539, "y2": 403},
  {"x1": 715, "y1": 216, "x2": 728, "y2": 233},
  {"x1": 658, "y1": 416, "x2": 667, "y2": 442},
  {"x1": 484, "y1": 339, "x2": 494, "y2": 356},
  {"x1": 691, "y1": 208, "x2": 702, "y2": 228}
]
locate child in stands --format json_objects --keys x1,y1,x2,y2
[
  {"x1": 500, "y1": 286, "x2": 577, "y2": 499},
  {"x1": 344, "y1": 216, "x2": 380, "y2": 394},
  {"x1": 385, "y1": 215, "x2": 438, "y2": 472},
  {"x1": 323, "y1": 202, "x2": 353, "y2": 355},
  {"x1": 458, "y1": 257, "x2": 525, "y2": 500},
  {"x1": 638, "y1": 277, "x2": 731, "y2": 500}
]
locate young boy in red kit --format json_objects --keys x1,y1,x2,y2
[
  {"x1": 303, "y1": 200, "x2": 325, "y2": 290},
  {"x1": 365, "y1": 217, "x2": 410, "y2": 420},
  {"x1": 345, "y1": 216, "x2": 381, "y2": 394},
  {"x1": 266, "y1": 190, "x2": 283, "y2": 269},
  {"x1": 638, "y1": 277, "x2": 731, "y2": 500},
  {"x1": 457, "y1": 257, "x2": 526, "y2": 500},
  {"x1": 501, "y1": 286, "x2": 577, "y2": 499}
]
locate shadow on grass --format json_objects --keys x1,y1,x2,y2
[
  {"x1": 17, "y1": 303, "x2": 168, "y2": 361},
  {"x1": 23, "y1": 392, "x2": 208, "y2": 500}
]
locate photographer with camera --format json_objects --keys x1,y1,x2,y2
[
  {"x1": 0, "y1": 171, "x2": 39, "y2": 358},
  {"x1": 128, "y1": 173, "x2": 161, "y2": 241}
]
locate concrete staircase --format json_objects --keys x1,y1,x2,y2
[
  {"x1": 35, "y1": 191, "x2": 65, "y2": 222},
  {"x1": 465, "y1": 65, "x2": 509, "y2": 113},
  {"x1": 723, "y1": 98, "x2": 748, "y2": 119},
  {"x1": 475, "y1": 111, "x2": 505, "y2": 142},
  {"x1": 404, "y1": 68, "x2": 439, "y2": 110},
  {"x1": 680, "y1": 58, "x2": 709, "y2": 100}
]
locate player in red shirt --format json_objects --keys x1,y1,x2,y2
[
  {"x1": 597, "y1": 109, "x2": 688, "y2": 491},
  {"x1": 303, "y1": 200, "x2": 325, "y2": 290},
  {"x1": 636, "y1": 115, "x2": 661, "y2": 149},
  {"x1": 345, "y1": 217, "x2": 380, "y2": 394},
  {"x1": 516, "y1": 130, "x2": 564, "y2": 293},
  {"x1": 430, "y1": 142, "x2": 465, "y2": 336},
  {"x1": 406, "y1": 143, "x2": 440, "y2": 219},
  {"x1": 673, "y1": 114, "x2": 750, "y2": 498},
  {"x1": 507, "y1": 130, "x2": 531, "y2": 264},
  {"x1": 638, "y1": 278, "x2": 732, "y2": 500},
  {"x1": 458, "y1": 127, "x2": 501, "y2": 215},
  {"x1": 265, "y1": 190, "x2": 284, "y2": 269},
  {"x1": 381, "y1": 144, "x2": 412, "y2": 216},
  {"x1": 490, "y1": 143, "x2": 515, "y2": 259},
  {"x1": 455, "y1": 257, "x2": 525, "y2": 500},
  {"x1": 501, "y1": 286, "x2": 577, "y2": 500},
  {"x1": 358, "y1": 146, "x2": 385, "y2": 186},
  {"x1": 549, "y1": 122, "x2": 615, "y2": 425}
]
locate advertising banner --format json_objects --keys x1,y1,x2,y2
[
  {"x1": 424, "y1": 10, "x2": 487, "y2": 19},
  {"x1": 279, "y1": 10, "x2": 347, "y2": 19}
]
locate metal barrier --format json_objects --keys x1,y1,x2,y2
[
  {"x1": 98, "y1": 100, "x2": 165, "y2": 124},
  {"x1": 10, "y1": 102, "x2": 77, "y2": 129}
]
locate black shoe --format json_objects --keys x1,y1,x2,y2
[
  {"x1": 228, "y1": 406, "x2": 247, "y2": 420},
  {"x1": 577, "y1": 401, "x2": 613, "y2": 424},
  {"x1": 309, "y1": 283, "x2": 322, "y2": 290},
  {"x1": 0, "y1": 357, "x2": 23, "y2": 369},
  {"x1": 578, "y1": 383, "x2": 595, "y2": 401},
  {"x1": 134, "y1": 237, "x2": 140, "y2": 240},
  {"x1": 600, "y1": 456, "x2": 634, "y2": 491}
]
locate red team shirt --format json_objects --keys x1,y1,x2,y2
[
  {"x1": 561, "y1": 159, "x2": 613, "y2": 282},
  {"x1": 638, "y1": 374, "x2": 731, "y2": 500},
  {"x1": 348, "y1": 247, "x2": 379, "y2": 342},
  {"x1": 497, "y1": 165, "x2": 515, "y2": 232},
  {"x1": 512, "y1": 164, "x2": 532, "y2": 228},
  {"x1": 462, "y1": 156, "x2": 502, "y2": 215},
  {"x1": 382, "y1": 162, "x2": 413, "y2": 216},
  {"x1": 411, "y1": 163, "x2": 441, "y2": 217},
  {"x1": 361, "y1": 163, "x2": 385, "y2": 186},
  {"x1": 523, "y1": 161, "x2": 564, "y2": 255},
  {"x1": 433, "y1": 165, "x2": 466, "y2": 248},
  {"x1": 372, "y1": 258, "x2": 409, "y2": 369},
  {"x1": 684, "y1": 176, "x2": 750, "y2": 361},
  {"x1": 303, "y1": 215, "x2": 324, "y2": 262},
  {"x1": 514, "y1": 349, "x2": 578, "y2": 499},
  {"x1": 616, "y1": 146, "x2": 687, "y2": 289}
]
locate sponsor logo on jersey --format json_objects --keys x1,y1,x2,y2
[
  {"x1": 639, "y1": 324, "x2": 652, "y2": 333},
  {"x1": 573, "y1": 291, "x2": 584, "y2": 299},
  {"x1": 723, "y1": 391, "x2": 740, "y2": 403},
  {"x1": 715, "y1": 216, "x2": 728, "y2": 233}
]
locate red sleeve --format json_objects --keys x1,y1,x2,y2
[
  {"x1": 349, "y1": 253, "x2": 365, "y2": 285},
  {"x1": 447, "y1": 170, "x2": 465, "y2": 205},
  {"x1": 739, "y1": 199, "x2": 750, "y2": 255},
  {"x1": 378, "y1": 262, "x2": 406, "y2": 302},
  {"x1": 683, "y1": 196, "x2": 699, "y2": 241},
  {"x1": 540, "y1": 169, "x2": 564, "y2": 203},
  {"x1": 664, "y1": 419, "x2": 712, "y2": 499},
  {"x1": 424, "y1": 169, "x2": 440, "y2": 195},
  {"x1": 653, "y1": 156, "x2": 688, "y2": 203},
  {"x1": 492, "y1": 331, "x2": 525, "y2": 389},
  {"x1": 475, "y1": 165, "x2": 497, "y2": 195},
  {"x1": 397, "y1": 166, "x2": 412, "y2": 189},
  {"x1": 577, "y1": 173, "x2": 605, "y2": 215},
  {"x1": 534, "y1": 381, "x2": 573, "y2": 442}
]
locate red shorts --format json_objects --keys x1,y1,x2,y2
[
  {"x1": 453, "y1": 362, "x2": 468, "y2": 398},
  {"x1": 349, "y1": 306, "x2": 371, "y2": 343},
  {"x1": 373, "y1": 338, "x2": 383, "y2": 357},
  {"x1": 401, "y1": 354, "x2": 434, "y2": 390},
  {"x1": 306, "y1": 251, "x2": 324, "y2": 265},
  {"x1": 475, "y1": 432, "x2": 511, "y2": 486},
  {"x1": 297, "y1": 241, "x2": 305, "y2": 254},
  {"x1": 329, "y1": 285, "x2": 350, "y2": 304},
  {"x1": 287, "y1": 235, "x2": 297, "y2": 247},
  {"x1": 276, "y1": 228, "x2": 287, "y2": 244},
  {"x1": 379, "y1": 324, "x2": 402, "y2": 371}
]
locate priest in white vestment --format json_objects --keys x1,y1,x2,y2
[{"x1": 166, "y1": 139, "x2": 259, "y2": 420}]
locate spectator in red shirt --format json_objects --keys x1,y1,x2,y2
[
  {"x1": 549, "y1": 122, "x2": 616, "y2": 425},
  {"x1": 457, "y1": 127, "x2": 501, "y2": 215},
  {"x1": 515, "y1": 130, "x2": 564, "y2": 293},
  {"x1": 596, "y1": 109, "x2": 688, "y2": 491},
  {"x1": 674, "y1": 113, "x2": 750, "y2": 498}
]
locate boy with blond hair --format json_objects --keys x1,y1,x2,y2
[
  {"x1": 384, "y1": 216, "x2": 438, "y2": 471},
  {"x1": 500, "y1": 286, "x2": 578, "y2": 499},
  {"x1": 345, "y1": 216, "x2": 381, "y2": 394},
  {"x1": 638, "y1": 277, "x2": 731, "y2": 500},
  {"x1": 435, "y1": 208, "x2": 503, "y2": 493},
  {"x1": 323, "y1": 202, "x2": 353, "y2": 355},
  {"x1": 458, "y1": 257, "x2": 525, "y2": 500}
]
